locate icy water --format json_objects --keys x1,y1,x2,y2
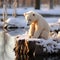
[{"x1": 0, "y1": 16, "x2": 60, "y2": 60}]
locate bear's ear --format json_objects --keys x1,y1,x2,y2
[
  {"x1": 33, "y1": 13, "x2": 35, "y2": 16},
  {"x1": 24, "y1": 13, "x2": 27, "y2": 16}
]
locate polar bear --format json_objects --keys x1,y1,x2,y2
[{"x1": 24, "y1": 11, "x2": 50, "y2": 40}]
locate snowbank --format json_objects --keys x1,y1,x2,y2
[
  {"x1": 49, "y1": 18, "x2": 60, "y2": 31},
  {"x1": 5, "y1": 17, "x2": 27, "y2": 28}
]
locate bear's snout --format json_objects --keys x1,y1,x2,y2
[{"x1": 27, "y1": 23, "x2": 30, "y2": 26}]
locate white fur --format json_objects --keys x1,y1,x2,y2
[{"x1": 24, "y1": 11, "x2": 50, "y2": 39}]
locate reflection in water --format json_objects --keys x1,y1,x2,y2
[
  {"x1": 15, "y1": 55, "x2": 29, "y2": 60},
  {"x1": 0, "y1": 28, "x2": 60, "y2": 60},
  {"x1": 15, "y1": 55, "x2": 60, "y2": 60}
]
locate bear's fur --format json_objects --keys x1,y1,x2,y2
[{"x1": 24, "y1": 11, "x2": 50, "y2": 40}]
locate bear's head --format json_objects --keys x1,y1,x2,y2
[{"x1": 24, "y1": 11, "x2": 38, "y2": 25}]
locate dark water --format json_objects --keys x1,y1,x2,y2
[{"x1": 15, "y1": 55, "x2": 60, "y2": 60}]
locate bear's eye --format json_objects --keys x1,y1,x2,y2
[
  {"x1": 29, "y1": 19, "x2": 31, "y2": 21},
  {"x1": 33, "y1": 14, "x2": 35, "y2": 16}
]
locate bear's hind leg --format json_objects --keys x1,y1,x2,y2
[{"x1": 40, "y1": 30, "x2": 49, "y2": 40}]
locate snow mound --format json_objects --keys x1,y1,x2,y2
[
  {"x1": 49, "y1": 18, "x2": 60, "y2": 31},
  {"x1": 15, "y1": 30, "x2": 60, "y2": 53},
  {"x1": 36, "y1": 39, "x2": 60, "y2": 53},
  {"x1": 5, "y1": 17, "x2": 27, "y2": 28}
]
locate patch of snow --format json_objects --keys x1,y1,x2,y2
[
  {"x1": 45, "y1": 17, "x2": 59, "y2": 23},
  {"x1": 49, "y1": 18, "x2": 60, "y2": 31},
  {"x1": 32, "y1": 38, "x2": 60, "y2": 53},
  {"x1": 53, "y1": 31, "x2": 60, "y2": 42},
  {"x1": 5, "y1": 17, "x2": 27, "y2": 28},
  {"x1": 50, "y1": 23, "x2": 60, "y2": 31}
]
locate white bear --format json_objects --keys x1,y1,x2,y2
[{"x1": 24, "y1": 11, "x2": 50, "y2": 40}]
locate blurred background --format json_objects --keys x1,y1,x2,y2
[
  {"x1": 0, "y1": 0, "x2": 60, "y2": 60},
  {"x1": 0, "y1": 0, "x2": 60, "y2": 8}
]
